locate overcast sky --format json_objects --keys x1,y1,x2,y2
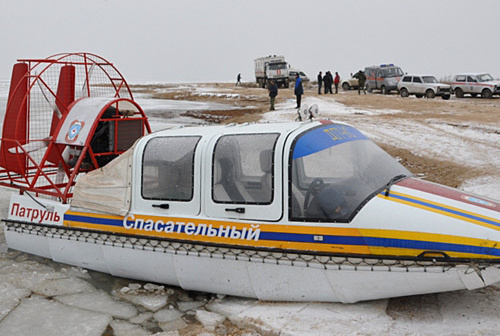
[{"x1": 1, "y1": 0, "x2": 499, "y2": 84}]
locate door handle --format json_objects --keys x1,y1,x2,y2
[
  {"x1": 225, "y1": 207, "x2": 245, "y2": 214},
  {"x1": 152, "y1": 203, "x2": 169, "y2": 209}
]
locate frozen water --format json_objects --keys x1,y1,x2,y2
[
  {"x1": 0, "y1": 282, "x2": 31, "y2": 320},
  {"x1": 158, "y1": 317, "x2": 187, "y2": 332},
  {"x1": 31, "y1": 276, "x2": 96, "y2": 297},
  {"x1": 153, "y1": 308, "x2": 184, "y2": 323},
  {"x1": 195, "y1": 309, "x2": 226, "y2": 331},
  {"x1": 115, "y1": 290, "x2": 168, "y2": 312},
  {"x1": 110, "y1": 320, "x2": 150, "y2": 336},
  {"x1": 0, "y1": 296, "x2": 111, "y2": 336},
  {"x1": 55, "y1": 290, "x2": 138, "y2": 319},
  {"x1": 177, "y1": 299, "x2": 206, "y2": 312}
]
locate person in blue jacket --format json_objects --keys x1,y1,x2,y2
[{"x1": 294, "y1": 73, "x2": 303, "y2": 108}]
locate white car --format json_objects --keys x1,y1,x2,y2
[
  {"x1": 341, "y1": 73, "x2": 359, "y2": 90},
  {"x1": 397, "y1": 74, "x2": 451, "y2": 99},
  {"x1": 288, "y1": 68, "x2": 310, "y2": 82},
  {"x1": 451, "y1": 73, "x2": 500, "y2": 98}
]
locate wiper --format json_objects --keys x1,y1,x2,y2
[{"x1": 384, "y1": 174, "x2": 407, "y2": 196}]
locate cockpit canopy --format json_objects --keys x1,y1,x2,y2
[
  {"x1": 73, "y1": 121, "x2": 411, "y2": 222},
  {"x1": 290, "y1": 124, "x2": 411, "y2": 221}
]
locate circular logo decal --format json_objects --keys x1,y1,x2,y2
[{"x1": 65, "y1": 120, "x2": 85, "y2": 143}]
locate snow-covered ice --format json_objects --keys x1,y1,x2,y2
[{"x1": 0, "y1": 296, "x2": 112, "y2": 336}]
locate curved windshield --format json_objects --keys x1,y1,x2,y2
[
  {"x1": 422, "y1": 76, "x2": 438, "y2": 83},
  {"x1": 290, "y1": 124, "x2": 411, "y2": 222}
]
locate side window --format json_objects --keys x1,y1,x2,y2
[
  {"x1": 413, "y1": 77, "x2": 422, "y2": 83},
  {"x1": 142, "y1": 136, "x2": 200, "y2": 201},
  {"x1": 467, "y1": 76, "x2": 477, "y2": 83},
  {"x1": 402, "y1": 76, "x2": 411, "y2": 83},
  {"x1": 213, "y1": 133, "x2": 279, "y2": 204},
  {"x1": 456, "y1": 75, "x2": 466, "y2": 82}
]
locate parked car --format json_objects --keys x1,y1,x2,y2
[
  {"x1": 341, "y1": 73, "x2": 359, "y2": 90},
  {"x1": 288, "y1": 68, "x2": 310, "y2": 82},
  {"x1": 397, "y1": 75, "x2": 451, "y2": 100},
  {"x1": 451, "y1": 73, "x2": 500, "y2": 98},
  {"x1": 365, "y1": 64, "x2": 404, "y2": 94}
]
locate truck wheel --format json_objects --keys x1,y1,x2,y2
[
  {"x1": 425, "y1": 89, "x2": 436, "y2": 99},
  {"x1": 400, "y1": 88, "x2": 409, "y2": 98},
  {"x1": 366, "y1": 83, "x2": 372, "y2": 93},
  {"x1": 481, "y1": 89, "x2": 493, "y2": 99},
  {"x1": 442, "y1": 94, "x2": 451, "y2": 100},
  {"x1": 342, "y1": 82, "x2": 350, "y2": 91},
  {"x1": 455, "y1": 87, "x2": 464, "y2": 98}
]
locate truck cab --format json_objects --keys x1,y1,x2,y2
[{"x1": 254, "y1": 55, "x2": 290, "y2": 88}]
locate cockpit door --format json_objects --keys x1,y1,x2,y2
[
  {"x1": 133, "y1": 135, "x2": 202, "y2": 217},
  {"x1": 204, "y1": 132, "x2": 283, "y2": 221}
]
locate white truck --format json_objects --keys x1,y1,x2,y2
[{"x1": 254, "y1": 55, "x2": 289, "y2": 88}]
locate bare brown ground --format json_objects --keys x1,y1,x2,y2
[{"x1": 131, "y1": 83, "x2": 499, "y2": 189}]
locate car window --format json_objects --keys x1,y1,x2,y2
[
  {"x1": 413, "y1": 77, "x2": 422, "y2": 83},
  {"x1": 477, "y1": 74, "x2": 493, "y2": 81},
  {"x1": 422, "y1": 76, "x2": 438, "y2": 83},
  {"x1": 455, "y1": 75, "x2": 466, "y2": 82},
  {"x1": 402, "y1": 76, "x2": 411, "y2": 82},
  {"x1": 467, "y1": 76, "x2": 477, "y2": 83}
]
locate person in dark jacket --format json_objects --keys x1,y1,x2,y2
[
  {"x1": 268, "y1": 80, "x2": 278, "y2": 110},
  {"x1": 356, "y1": 70, "x2": 366, "y2": 94},
  {"x1": 323, "y1": 72, "x2": 330, "y2": 94},
  {"x1": 294, "y1": 74, "x2": 303, "y2": 108},
  {"x1": 327, "y1": 71, "x2": 334, "y2": 93},
  {"x1": 324, "y1": 71, "x2": 333, "y2": 94},
  {"x1": 317, "y1": 71, "x2": 323, "y2": 94}
]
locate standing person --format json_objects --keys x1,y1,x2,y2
[
  {"x1": 236, "y1": 73, "x2": 241, "y2": 86},
  {"x1": 334, "y1": 72, "x2": 340, "y2": 93},
  {"x1": 327, "y1": 71, "x2": 334, "y2": 94},
  {"x1": 268, "y1": 80, "x2": 278, "y2": 111},
  {"x1": 357, "y1": 70, "x2": 366, "y2": 94},
  {"x1": 294, "y1": 73, "x2": 303, "y2": 108},
  {"x1": 323, "y1": 72, "x2": 330, "y2": 94},
  {"x1": 317, "y1": 71, "x2": 323, "y2": 94}
]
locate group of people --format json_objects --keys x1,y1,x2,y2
[
  {"x1": 267, "y1": 69, "x2": 367, "y2": 111},
  {"x1": 317, "y1": 71, "x2": 340, "y2": 94},
  {"x1": 267, "y1": 73, "x2": 303, "y2": 111}
]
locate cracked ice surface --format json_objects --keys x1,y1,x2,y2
[{"x1": 0, "y1": 296, "x2": 111, "y2": 336}]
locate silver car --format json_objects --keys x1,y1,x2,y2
[
  {"x1": 451, "y1": 73, "x2": 500, "y2": 98},
  {"x1": 397, "y1": 75, "x2": 451, "y2": 100}
]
